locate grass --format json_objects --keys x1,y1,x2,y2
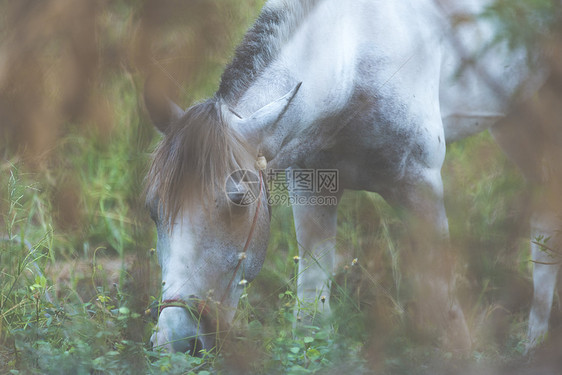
[
  {"x1": 1, "y1": 127, "x2": 536, "y2": 374},
  {"x1": 0, "y1": 1, "x2": 559, "y2": 374}
]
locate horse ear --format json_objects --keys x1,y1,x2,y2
[
  {"x1": 232, "y1": 82, "x2": 302, "y2": 146},
  {"x1": 144, "y1": 76, "x2": 185, "y2": 134}
]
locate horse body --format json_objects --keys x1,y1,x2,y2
[
  {"x1": 146, "y1": 0, "x2": 560, "y2": 354},
  {"x1": 232, "y1": 0, "x2": 539, "y2": 187}
]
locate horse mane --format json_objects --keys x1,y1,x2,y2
[
  {"x1": 145, "y1": 99, "x2": 254, "y2": 225},
  {"x1": 217, "y1": 0, "x2": 322, "y2": 103},
  {"x1": 146, "y1": 1, "x2": 322, "y2": 224}
]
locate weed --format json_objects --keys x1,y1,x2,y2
[{"x1": 1, "y1": 1, "x2": 560, "y2": 374}]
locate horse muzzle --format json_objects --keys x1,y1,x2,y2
[{"x1": 150, "y1": 296, "x2": 223, "y2": 355}]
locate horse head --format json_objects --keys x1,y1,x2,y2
[{"x1": 144, "y1": 81, "x2": 300, "y2": 354}]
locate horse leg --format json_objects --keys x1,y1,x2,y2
[
  {"x1": 289, "y1": 182, "x2": 342, "y2": 321},
  {"x1": 490, "y1": 84, "x2": 562, "y2": 351},
  {"x1": 527, "y1": 210, "x2": 562, "y2": 349},
  {"x1": 385, "y1": 167, "x2": 471, "y2": 352}
]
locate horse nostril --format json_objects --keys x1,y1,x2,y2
[{"x1": 187, "y1": 338, "x2": 204, "y2": 357}]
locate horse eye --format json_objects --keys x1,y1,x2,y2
[
  {"x1": 148, "y1": 203, "x2": 159, "y2": 223},
  {"x1": 227, "y1": 191, "x2": 252, "y2": 208},
  {"x1": 225, "y1": 177, "x2": 254, "y2": 207},
  {"x1": 227, "y1": 191, "x2": 248, "y2": 206}
]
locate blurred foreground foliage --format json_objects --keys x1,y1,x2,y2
[
  {"x1": 0, "y1": 0, "x2": 561, "y2": 374},
  {"x1": 0, "y1": 0, "x2": 266, "y2": 254}
]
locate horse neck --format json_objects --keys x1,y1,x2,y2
[{"x1": 220, "y1": 0, "x2": 360, "y2": 169}]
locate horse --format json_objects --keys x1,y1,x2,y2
[{"x1": 144, "y1": 0, "x2": 561, "y2": 355}]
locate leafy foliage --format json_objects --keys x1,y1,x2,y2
[
  {"x1": 482, "y1": 0, "x2": 559, "y2": 52},
  {"x1": 1, "y1": 0, "x2": 561, "y2": 374}
]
